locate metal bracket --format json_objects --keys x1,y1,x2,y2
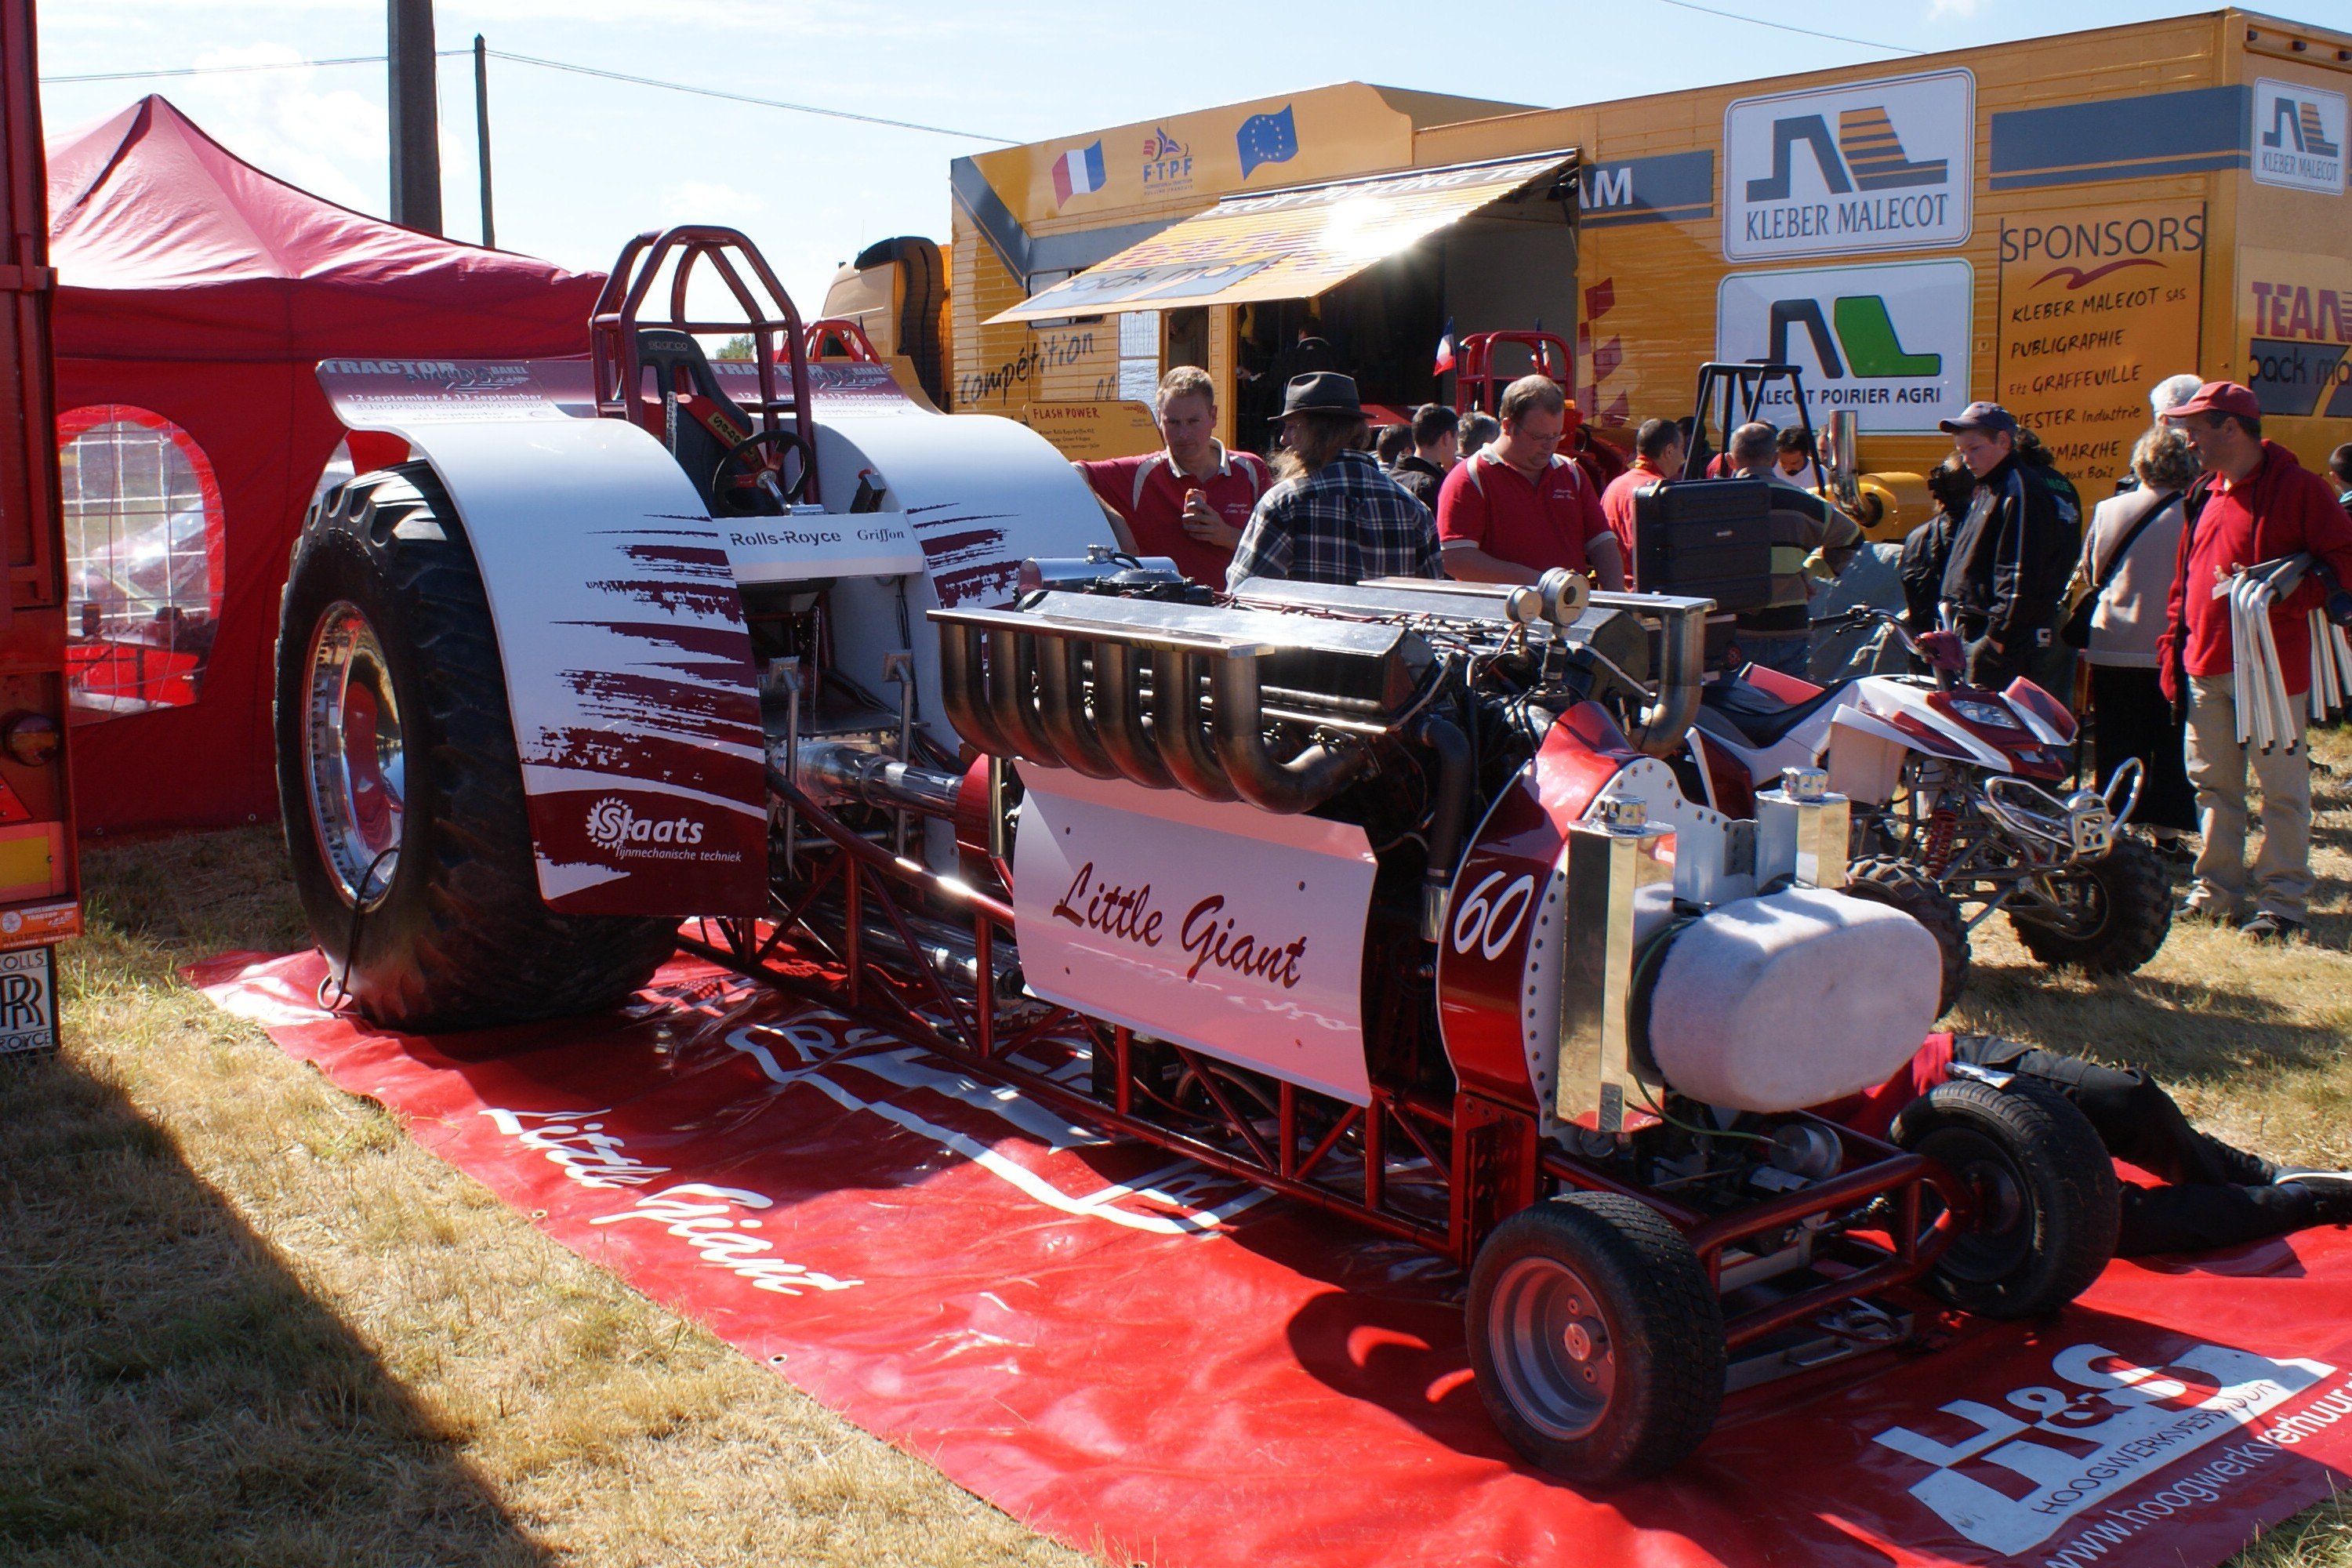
[{"x1": 1555, "y1": 798, "x2": 1673, "y2": 1134}]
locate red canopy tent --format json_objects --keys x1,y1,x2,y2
[{"x1": 49, "y1": 95, "x2": 602, "y2": 834}]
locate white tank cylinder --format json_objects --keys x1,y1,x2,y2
[{"x1": 1642, "y1": 888, "x2": 1940, "y2": 1112}]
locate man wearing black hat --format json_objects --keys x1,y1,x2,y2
[
  {"x1": 1226, "y1": 372, "x2": 1440, "y2": 589},
  {"x1": 1936, "y1": 401, "x2": 2080, "y2": 689}
]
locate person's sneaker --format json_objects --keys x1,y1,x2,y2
[
  {"x1": 2284, "y1": 1174, "x2": 2352, "y2": 1227},
  {"x1": 2241, "y1": 911, "x2": 2308, "y2": 942},
  {"x1": 2175, "y1": 897, "x2": 2234, "y2": 924}
]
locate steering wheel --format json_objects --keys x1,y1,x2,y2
[{"x1": 710, "y1": 427, "x2": 814, "y2": 514}]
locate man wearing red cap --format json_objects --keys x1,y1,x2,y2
[{"x1": 2161, "y1": 381, "x2": 2352, "y2": 941}]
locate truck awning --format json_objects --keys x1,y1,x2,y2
[{"x1": 985, "y1": 151, "x2": 1576, "y2": 324}]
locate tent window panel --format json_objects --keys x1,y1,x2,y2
[{"x1": 57, "y1": 405, "x2": 226, "y2": 720}]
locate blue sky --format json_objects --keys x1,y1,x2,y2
[{"x1": 37, "y1": 1, "x2": 2325, "y2": 312}]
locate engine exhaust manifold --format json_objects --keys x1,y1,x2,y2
[{"x1": 931, "y1": 604, "x2": 1375, "y2": 814}]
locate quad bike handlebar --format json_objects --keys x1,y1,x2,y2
[{"x1": 1820, "y1": 606, "x2": 1964, "y2": 684}]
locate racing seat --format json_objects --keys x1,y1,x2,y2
[
  {"x1": 1695, "y1": 674, "x2": 1845, "y2": 749},
  {"x1": 636, "y1": 327, "x2": 782, "y2": 515}
]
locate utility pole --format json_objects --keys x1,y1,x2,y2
[
  {"x1": 473, "y1": 34, "x2": 494, "y2": 248},
  {"x1": 387, "y1": 0, "x2": 441, "y2": 233}
]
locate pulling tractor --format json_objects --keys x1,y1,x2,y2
[{"x1": 278, "y1": 228, "x2": 2116, "y2": 1483}]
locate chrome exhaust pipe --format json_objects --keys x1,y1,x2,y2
[
  {"x1": 985, "y1": 626, "x2": 1060, "y2": 767},
  {"x1": 1210, "y1": 649, "x2": 1370, "y2": 814},
  {"x1": 1152, "y1": 648, "x2": 1236, "y2": 802},
  {"x1": 1093, "y1": 640, "x2": 1174, "y2": 789},
  {"x1": 938, "y1": 621, "x2": 1013, "y2": 758},
  {"x1": 1591, "y1": 592, "x2": 1712, "y2": 758},
  {"x1": 797, "y1": 740, "x2": 967, "y2": 819},
  {"x1": 1033, "y1": 633, "x2": 1122, "y2": 779}
]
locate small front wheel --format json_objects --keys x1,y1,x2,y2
[
  {"x1": 1466, "y1": 1193, "x2": 1726, "y2": 1483},
  {"x1": 1894, "y1": 1077, "x2": 2118, "y2": 1319}
]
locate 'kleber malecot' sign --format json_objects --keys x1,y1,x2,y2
[
  {"x1": 1722, "y1": 69, "x2": 1974, "y2": 263},
  {"x1": 1717, "y1": 260, "x2": 1973, "y2": 433},
  {"x1": 2252, "y1": 77, "x2": 2348, "y2": 195}
]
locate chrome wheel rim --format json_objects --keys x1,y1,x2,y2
[
  {"x1": 1489, "y1": 1253, "x2": 1616, "y2": 1441},
  {"x1": 304, "y1": 601, "x2": 405, "y2": 907}
]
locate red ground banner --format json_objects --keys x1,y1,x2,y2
[{"x1": 193, "y1": 949, "x2": 2352, "y2": 1568}]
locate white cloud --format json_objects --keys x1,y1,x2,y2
[
  {"x1": 1927, "y1": 0, "x2": 1990, "y2": 18},
  {"x1": 172, "y1": 43, "x2": 385, "y2": 210}
]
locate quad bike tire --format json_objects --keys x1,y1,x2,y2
[
  {"x1": 1893, "y1": 1078, "x2": 2119, "y2": 1319},
  {"x1": 275, "y1": 463, "x2": 681, "y2": 1033},
  {"x1": 1467, "y1": 1192, "x2": 1726, "y2": 1483},
  {"x1": 2008, "y1": 838, "x2": 2172, "y2": 975},
  {"x1": 1842, "y1": 855, "x2": 1969, "y2": 1016}
]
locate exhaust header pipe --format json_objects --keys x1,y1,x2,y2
[
  {"x1": 930, "y1": 603, "x2": 1376, "y2": 814},
  {"x1": 1588, "y1": 591, "x2": 1712, "y2": 757}
]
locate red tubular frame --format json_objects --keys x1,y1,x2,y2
[
  {"x1": 589, "y1": 225, "x2": 821, "y2": 504},
  {"x1": 688, "y1": 775, "x2": 1966, "y2": 1330}
]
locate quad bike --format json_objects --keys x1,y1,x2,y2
[
  {"x1": 276, "y1": 227, "x2": 2119, "y2": 1485},
  {"x1": 1679, "y1": 607, "x2": 2171, "y2": 1008}
]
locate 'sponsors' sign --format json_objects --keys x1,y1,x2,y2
[
  {"x1": 1723, "y1": 69, "x2": 1974, "y2": 262},
  {"x1": 2252, "y1": 77, "x2": 2348, "y2": 194},
  {"x1": 1717, "y1": 260, "x2": 1973, "y2": 433}
]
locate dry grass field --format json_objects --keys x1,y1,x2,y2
[{"x1": 0, "y1": 730, "x2": 2347, "y2": 1566}]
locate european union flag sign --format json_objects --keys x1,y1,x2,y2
[{"x1": 1236, "y1": 106, "x2": 1298, "y2": 179}]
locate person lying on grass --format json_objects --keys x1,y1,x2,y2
[{"x1": 1833, "y1": 1032, "x2": 2352, "y2": 1256}]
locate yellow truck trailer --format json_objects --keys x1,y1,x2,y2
[{"x1": 831, "y1": 9, "x2": 2352, "y2": 521}]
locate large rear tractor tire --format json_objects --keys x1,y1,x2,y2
[
  {"x1": 1893, "y1": 1078, "x2": 2118, "y2": 1319},
  {"x1": 1467, "y1": 1193, "x2": 1726, "y2": 1483},
  {"x1": 274, "y1": 464, "x2": 680, "y2": 1033},
  {"x1": 1842, "y1": 855, "x2": 1969, "y2": 1016},
  {"x1": 2008, "y1": 838, "x2": 2172, "y2": 975}
]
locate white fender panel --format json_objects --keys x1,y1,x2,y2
[
  {"x1": 1646, "y1": 888, "x2": 1940, "y2": 1112},
  {"x1": 334, "y1": 414, "x2": 768, "y2": 917}
]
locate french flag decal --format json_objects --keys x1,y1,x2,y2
[
  {"x1": 1052, "y1": 140, "x2": 1106, "y2": 207},
  {"x1": 1433, "y1": 318, "x2": 1456, "y2": 376}
]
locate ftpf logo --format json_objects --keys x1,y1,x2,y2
[
  {"x1": 2254, "y1": 78, "x2": 2347, "y2": 194},
  {"x1": 586, "y1": 797, "x2": 706, "y2": 855},
  {"x1": 1724, "y1": 70, "x2": 1973, "y2": 261}
]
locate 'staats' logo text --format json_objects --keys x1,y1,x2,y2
[
  {"x1": 2254, "y1": 78, "x2": 2347, "y2": 194},
  {"x1": 586, "y1": 797, "x2": 706, "y2": 853}
]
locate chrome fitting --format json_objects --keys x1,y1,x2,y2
[{"x1": 1757, "y1": 766, "x2": 1849, "y2": 890}]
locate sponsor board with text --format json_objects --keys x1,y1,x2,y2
[
  {"x1": 2238, "y1": 248, "x2": 2352, "y2": 420},
  {"x1": 1722, "y1": 70, "x2": 1974, "y2": 262},
  {"x1": 2252, "y1": 78, "x2": 2347, "y2": 195},
  {"x1": 1717, "y1": 260, "x2": 1972, "y2": 433},
  {"x1": 1994, "y1": 201, "x2": 2205, "y2": 475}
]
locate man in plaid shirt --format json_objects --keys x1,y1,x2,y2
[{"x1": 1227, "y1": 372, "x2": 1440, "y2": 589}]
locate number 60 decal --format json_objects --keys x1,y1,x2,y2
[{"x1": 1450, "y1": 870, "x2": 1536, "y2": 959}]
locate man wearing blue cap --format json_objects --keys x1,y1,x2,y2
[{"x1": 1937, "y1": 401, "x2": 2080, "y2": 690}]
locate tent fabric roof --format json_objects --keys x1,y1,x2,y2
[
  {"x1": 49, "y1": 95, "x2": 601, "y2": 359},
  {"x1": 987, "y1": 151, "x2": 1575, "y2": 324}
]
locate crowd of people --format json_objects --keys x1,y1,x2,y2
[{"x1": 1076, "y1": 358, "x2": 2352, "y2": 950}]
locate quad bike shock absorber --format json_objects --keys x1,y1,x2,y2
[{"x1": 1923, "y1": 806, "x2": 1958, "y2": 879}]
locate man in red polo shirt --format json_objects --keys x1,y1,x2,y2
[
  {"x1": 1436, "y1": 376, "x2": 1626, "y2": 590},
  {"x1": 2158, "y1": 380, "x2": 2352, "y2": 941},
  {"x1": 1073, "y1": 365, "x2": 1270, "y2": 586},
  {"x1": 1599, "y1": 417, "x2": 1686, "y2": 562}
]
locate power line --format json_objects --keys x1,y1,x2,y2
[
  {"x1": 481, "y1": 49, "x2": 1016, "y2": 143},
  {"x1": 40, "y1": 45, "x2": 1018, "y2": 143},
  {"x1": 1646, "y1": 0, "x2": 1919, "y2": 55},
  {"x1": 40, "y1": 53, "x2": 396, "y2": 85}
]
